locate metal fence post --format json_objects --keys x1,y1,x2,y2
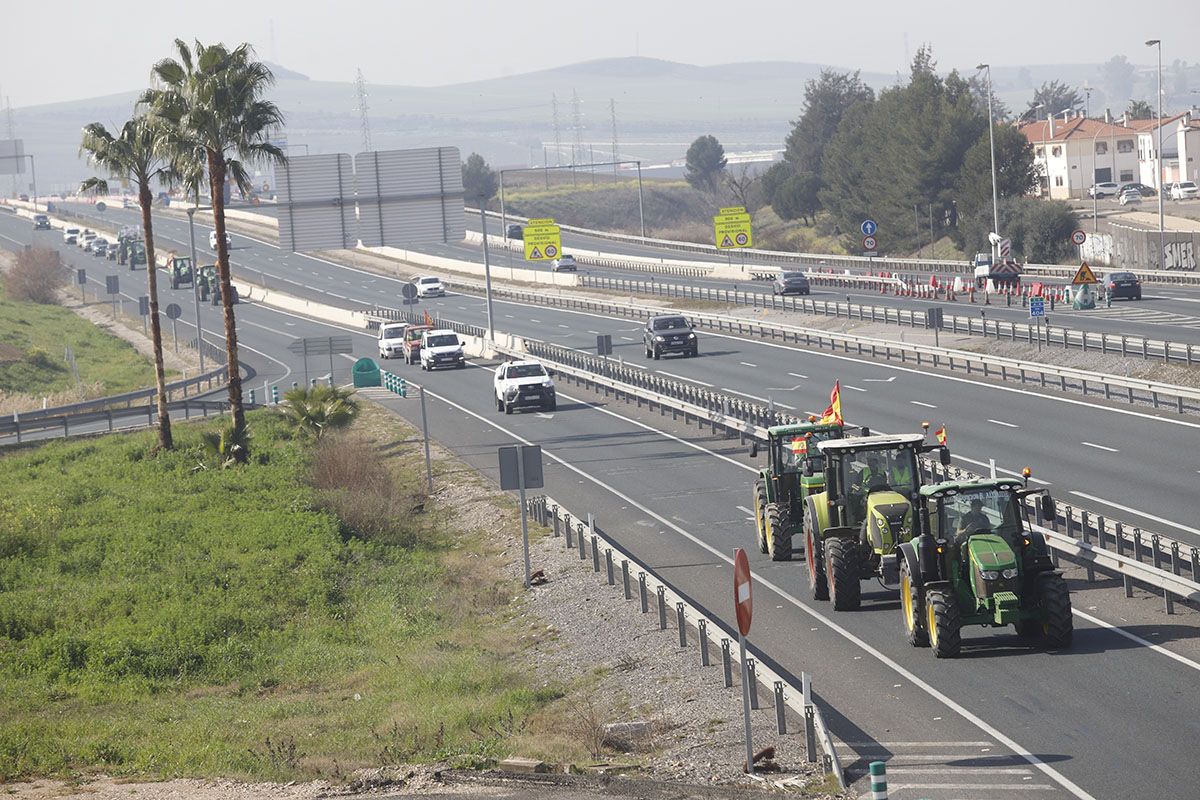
[
  {"x1": 605, "y1": 549, "x2": 614, "y2": 585},
  {"x1": 578, "y1": 522, "x2": 587, "y2": 560},
  {"x1": 722, "y1": 639, "x2": 733, "y2": 688},
  {"x1": 803, "y1": 672, "x2": 817, "y2": 763},
  {"x1": 747, "y1": 659, "x2": 759, "y2": 709},
  {"x1": 622, "y1": 559, "x2": 631, "y2": 599},
  {"x1": 639, "y1": 572, "x2": 649, "y2": 613},
  {"x1": 774, "y1": 682, "x2": 788, "y2": 734},
  {"x1": 676, "y1": 603, "x2": 687, "y2": 647},
  {"x1": 591, "y1": 536, "x2": 600, "y2": 572},
  {"x1": 657, "y1": 586, "x2": 667, "y2": 630},
  {"x1": 698, "y1": 619, "x2": 710, "y2": 666}
]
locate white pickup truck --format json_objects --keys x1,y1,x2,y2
[
  {"x1": 494, "y1": 360, "x2": 556, "y2": 413},
  {"x1": 419, "y1": 329, "x2": 466, "y2": 370}
]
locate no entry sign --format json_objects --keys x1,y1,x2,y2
[{"x1": 734, "y1": 548, "x2": 753, "y2": 636}]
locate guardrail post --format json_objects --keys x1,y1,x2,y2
[
  {"x1": 552, "y1": 508, "x2": 561, "y2": 538},
  {"x1": 591, "y1": 536, "x2": 600, "y2": 573},
  {"x1": 676, "y1": 603, "x2": 687, "y2": 646},
  {"x1": 774, "y1": 681, "x2": 788, "y2": 734},
  {"x1": 1080, "y1": 510, "x2": 1095, "y2": 582},
  {"x1": 564, "y1": 516, "x2": 573, "y2": 548},
  {"x1": 578, "y1": 522, "x2": 587, "y2": 560},
  {"x1": 622, "y1": 559, "x2": 631, "y2": 599},
  {"x1": 722, "y1": 639, "x2": 733, "y2": 688},
  {"x1": 698, "y1": 619, "x2": 710, "y2": 666},
  {"x1": 1191, "y1": 548, "x2": 1200, "y2": 584},
  {"x1": 605, "y1": 548, "x2": 614, "y2": 585},
  {"x1": 1096, "y1": 515, "x2": 1106, "y2": 550},
  {"x1": 1133, "y1": 528, "x2": 1143, "y2": 563},
  {"x1": 803, "y1": 672, "x2": 817, "y2": 763},
  {"x1": 747, "y1": 659, "x2": 759, "y2": 709},
  {"x1": 639, "y1": 572, "x2": 648, "y2": 613},
  {"x1": 657, "y1": 586, "x2": 667, "y2": 630},
  {"x1": 1114, "y1": 521, "x2": 1124, "y2": 556}
]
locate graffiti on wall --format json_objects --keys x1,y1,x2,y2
[{"x1": 1163, "y1": 241, "x2": 1197, "y2": 271}]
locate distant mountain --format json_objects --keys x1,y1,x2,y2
[{"x1": 263, "y1": 62, "x2": 309, "y2": 81}]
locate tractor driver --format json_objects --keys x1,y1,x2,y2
[{"x1": 957, "y1": 498, "x2": 991, "y2": 536}]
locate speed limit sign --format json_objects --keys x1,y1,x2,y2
[{"x1": 1071, "y1": 229, "x2": 1087, "y2": 246}]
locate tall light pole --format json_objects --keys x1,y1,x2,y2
[
  {"x1": 977, "y1": 64, "x2": 1000, "y2": 260},
  {"x1": 186, "y1": 206, "x2": 206, "y2": 372},
  {"x1": 1147, "y1": 39, "x2": 1165, "y2": 268}
]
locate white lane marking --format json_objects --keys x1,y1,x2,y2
[
  {"x1": 911, "y1": 401, "x2": 938, "y2": 409},
  {"x1": 558, "y1": 324, "x2": 570, "y2": 328},
  {"x1": 953, "y1": 454, "x2": 1050, "y2": 485},
  {"x1": 1069, "y1": 491, "x2": 1200, "y2": 536},
  {"x1": 656, "y1": 370, "x2": 713, "y2": 387},
  {"x1": 736, "y1": 505, "x2": 755, "y2": 516},
  {"x1": 1080, "y1": 441, "x2": 1118, "y2": 452},
  {"x1": 787, "y1": 372, "x2": 808, "y2": 379},
  {"x1": 843, "y1": 384, "x2": 866, "y2": 392},
  {"x1": 739, "y1": 361, "x2": 758, "y2": 367},
  {"x1": 863, "y1": 376, "x2": 897, "y2": 383},
  {"x1": 587, "y1": 330, "x2": 601, "y2": 335},
  {"x1": 529, "y1": 318, "x2": 541, "y2": 323},
  {"x1": 988, "y1": 419, "x2": 1019, "y2": 428},
  {"x1": 620, "y1": 336, "x2": 635, "y2": 341},
  {"x1": 1072, "y1": 607, "x2": 1200, "y2": 674},
  {"x1": 401, "y1": 386, "x2": 1096, "y2": 800}
]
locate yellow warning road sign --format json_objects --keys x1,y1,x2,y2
[
  {"x1": 524, "y1": 219, "x2": 561, "y2": 262},
  {"x1": 1071, "y1": 261, "x2": 1098, "y2": 285},
  {"x1": 720, "y1": 206, "x2": 747, "y2": 216},
  {"x1": 714, "y1": 212, "x2": 752, "y2": 250}
]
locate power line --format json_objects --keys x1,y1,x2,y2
[{"x1": 354, "y1": 68, "x2": 372, "y2": 153}]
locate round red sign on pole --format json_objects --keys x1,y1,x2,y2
[{"x1": 733, "y1": 548, "x2": 753, "y2": 636}]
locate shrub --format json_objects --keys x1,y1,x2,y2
[
  {"x1": 277, "y1": 385, "x2": 359, "y2": 439},
  {"x1": 3, "y1": 248, "x2": 64, "y2": 304}
]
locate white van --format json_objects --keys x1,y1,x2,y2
[
  {"x1": 377, "y1": 322, "x2": 408, "y2": 359},
  {"x1": 419, "y1": 329, "x2": 465, "y2": 370}
]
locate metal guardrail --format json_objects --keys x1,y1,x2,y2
[
  {"x1": 526, "y1": 493, "x2": 847, "y2": 789},
  {"x1": 0, "y1": 397, "x2": 257, "y2": 445},
  {"x1": 2, "y1": 365, "x2": 228, "y2": 426},
  {"x1": 490, "y1": 339, "x2": 1200, "y2": 611},
  {"x1": 579, "y1": 275, "x2": 1200, "y2": 366},
  {"x1": 477, "y1": 207, "x2": 1200, "y2": 285},
  {"x1": 429, "y1": 280, "x2": 1200, "y2": 417}
]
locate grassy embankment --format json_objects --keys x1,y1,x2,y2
[
  {"x1": 0, "y1": 279, "x2": 166, "y2": 413},
  {"x1": 0, "y1": 405, "x2": 578, "y2": 781}
]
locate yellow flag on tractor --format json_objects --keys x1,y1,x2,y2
[
  {"x1": 935, "y1": 425, "x2": 947, "y2": 446},
  {"x1": 819, "y1": 381, "x2": 843, "y2": 425}
]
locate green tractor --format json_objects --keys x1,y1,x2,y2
[
  {"x1": 898, "y1": 476, "x2": 1071, "y2": 658},
  {"x1": 804, "y1": 432, "x2": 950, "y2": 609},
  {"x1": 169, "y1": 256, "x2": 194, "y2": 290},
  {"x1": 128, "y1": 240, "x2": 147, "y2": 270},
  {"x1": 197, "y1": 264, "x2": 218, "y2": 301},
  {"x1": 751, "y1": 421, "x2": 846, "y2": 561}
]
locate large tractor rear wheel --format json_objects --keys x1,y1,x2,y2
[
  {"x1": 900, "y1": 558, "x2": 928, "y2": 647},
  {"x1": 766, "y1": 503, "x2": 792, "y2": 561},
  {"x1": 753, "y1": 481, "x2": 768, "y2": 554},
  {"x1": 825, "y1": 537, "x2": 860, "y2": 610},
  {"x1": 1036, "y1": 574, "x2": 1073, "y2": 648},
  {"x1": 806, "y1": 505, "x2": 828, "y2": 600},
  {"x1": 926, "y1": 588, "x2": 961, "y2": 658}
]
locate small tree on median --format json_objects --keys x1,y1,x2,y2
[
  {"x1": 462, "y1": 153, "x2": 499, "y2": 203},
  {"x1": 685, "y1": 134, "x2": 727, "y2": 193}
]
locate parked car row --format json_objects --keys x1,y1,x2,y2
[{"x1": 1089, "y1": 181, "x2": 1198, "y2": 201}]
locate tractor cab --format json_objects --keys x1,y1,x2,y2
[
  {"x1": 197, "y1": 265, "x2": 218, "y2": 300},
  {"x1": 897, "y1": 476, "x2": 1070, "y2": 658},
  {"x1": 752, "y1": 421, "x2": 845, "y2": 562},
  {"x1": 169, "y1": 256, "x2": 194, "y2": 290},
  {"x1": 804, "y1": 432, "x2": 950, "y2": 610}
]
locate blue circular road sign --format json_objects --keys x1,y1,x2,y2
[{"x1": 861, "y1": 219, "x2": 878, "y2": 236}]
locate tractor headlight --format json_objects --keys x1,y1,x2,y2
[
  {"x1": 1001, "y1": 568, "x2": 1019, "y2": 579},
  {"x1": 654, "y1": 335, "x2": 665, "y2": 341},
  {"x1": 981, "y1": 570, "x2": 1000, "y2": 581}
]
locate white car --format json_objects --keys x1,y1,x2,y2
[
  {"x1": 1169, "y1": 181, "x2": 1198, "y2": 200},
  {"x1": 414, "y1": 275, "x2": 445, "y2": 298},
  {"x1": 78, "y1": 230, "x2": 96, "y2": 249},
  {"x1": 494, "y1": 360, "x2": 556, "y2": 413},
  {"x1": 377, "y1": 321, "x2": 408, "y2": 360},
  {"x1": 1118, "y1": 189, "x2": 1142, "y2": 206},
  {"x1": 419, "y1": 329, "x2": 465, "y2": 370},
  {"x1": 550, "y1": 255, "x2": 577, "y2": 272},
  {"x1": 63, "y1": 227, "x2": 81, "y2": 244},
  {"x1": 209, "y1": 230, "x2": 232, "y2": 249},
  {"x1": 1088, "y1": 182, "x2": 1120, "y2": 198}
]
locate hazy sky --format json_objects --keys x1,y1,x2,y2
[{"x1": 4, "y1": 0, "x2": 1197, "y2": 107}]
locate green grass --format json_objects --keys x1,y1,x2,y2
[
  {"x1": 0, "y1": 408, "x2": 567, "y2": 781},
  {"x1": 0, "y1": 283, "x2": 163, "y2": 397}
]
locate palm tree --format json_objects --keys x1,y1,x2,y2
[
  {"x1": 277, "y1": 385, "x2": 359, "y2": 439},
  {"x1": 79, "y1": 116, "x2": 174, "y2": 451},
  {"x1": 142, "y1": 40, "x2": 286, "y2": 452}
]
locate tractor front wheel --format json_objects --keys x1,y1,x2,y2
[
  {"x1": 1036, "y1": 574, "x2": 1073, "y2": 648},
  {"x1": 806, "y1": 506, "x2": 829, "y2": 600},
  {"x1": 900, "y1": 558, "x2": 928, "y2": 647},
  {"x1": 926, "y1": 588, "x2": 961, "y2": 658},
  {"x1": 753, "y1": 481, "x2": 768, "y2": 554},
  {"x1": 766, "y1": 503, "x2": 792, "y2": 561},
  {"x1": 825, "y1": 537, "x2": 860, "y2": 610}
]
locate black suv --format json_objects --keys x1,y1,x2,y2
[{"x1": 643, "y1": 315, "x2": 698, "y2": 359}]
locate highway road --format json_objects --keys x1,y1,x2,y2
[
  {"x1": 26, "y1": 203, "x2": 1200, "y2": 552},
  {"x1": 5, "y1": 205, "x2": 1200, "y2": 800},
  {"x1": 123, "y1": 201, "x2": 1200, "y2": 347}
]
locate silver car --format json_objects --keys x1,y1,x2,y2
[{"x1": 551, "y1": 255, "x2": 577, "y2": 272}]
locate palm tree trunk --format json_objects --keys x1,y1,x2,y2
[
  {"x1": 207, "y1": 151, "x2": 247, "y2": 446},
  {"x1": 138, "y1": 179, "x2": 173, "y2": 450}
]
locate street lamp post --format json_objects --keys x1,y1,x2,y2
[
  {"x1": 977, "y1": 64, "x2": 1000, "y2": 262},
  {"x1": 186, "y1": 207, "x2": 206, "y2": 372},
  {"x1": 1147, "y1": 39, "x2": 1165, "y2": 268}
]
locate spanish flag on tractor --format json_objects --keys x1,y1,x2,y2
[
  {"x1": 935, "y1": 425, "x2": 948, "y2": 446},
  {"x1": 819, "y1": 381, "x2": 843, "y2": 425}
]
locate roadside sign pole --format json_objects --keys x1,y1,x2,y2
[
  {"x1": 327, "y1": 336, "x2": 335, "y2": 386},
  {"x1": 480, "y1": 205, "x2": 495, "y2": 341},
  {"x1": 420, "y1": 385, "x2": 433, "y2": 494},
  {"x1": 172, "y1": 319, "x2": 178, "y2": 353},
  {"x1": 1036, "y1": 317, "x2": 1042, "y2": 352},
  {"x1": 302, "y1": 338, "x2": 310, "y2": 388},
  {"x1": 739, "y1": 631, "x2": 754, "y2": 776},
  {"x1": 517, "y1": 455, "x2": 531, "y2": 589}
]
